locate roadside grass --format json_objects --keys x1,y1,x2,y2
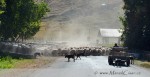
[
  {"x1": 134, "y1": 60, "x2": 150, "y2": 68},
  {"x1": 0, "y1": 56, "x2": 15, "y2": 69},
  {"x1": 14, "y1": 57, "x2": 57, "y2": 68},
  {"x1": 0, "y1": 56, "x2": 57, "y2": 69},
  {"x1": 0, "y1": 56, "x2": 33, "y2": 69},
  {"x1": 13, "y1": 59, "x2": 35, "y2": 68}
]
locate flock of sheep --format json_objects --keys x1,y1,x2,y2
[
  {"x1": 51, "y1": 47, "x2": 111, "y2": 62},
  {"x1": 51, "y1": 47, "x2": 111, "y2": 57},
  {"x1": 0, "y1": 42, "x2": 112, "y2": 59}
]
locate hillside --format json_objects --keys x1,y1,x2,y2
[{"x1": 34, "y1": 0, "x2": 124, "y2": 42}]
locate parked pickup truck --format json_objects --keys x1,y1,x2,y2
[{"x1": 108, "y1": 47, "x2": 131, "y2": 66}]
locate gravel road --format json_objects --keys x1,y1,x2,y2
[{"x1": 26, "y1": 56, "x2": 150, "y2": 77}]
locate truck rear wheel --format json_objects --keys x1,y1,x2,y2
[
  {"x1": 126, "y1": 59, "x2": 130, "y2": 67},
  {"x1": 108, "y1": 57, "x2": 113, "y2": 65}
]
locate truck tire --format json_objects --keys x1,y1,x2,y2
[
  {"x1": 108, "y1": 57, "x2": 113, "y2": 65},
  {"x1": 126, "y1": 59, "x2": 130, "y2": 67}
]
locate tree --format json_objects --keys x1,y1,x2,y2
[
  {"x1": 0, "y1": 0, "x2": 49, "y2": 42},
  {"x1": 0, "y1": 0, "x2": 5, "y2": 14},
  {"x1": 121, "y1": 0, "x2": 150, "y2": 51},
  {"x1": 0, "y1": 0, "x2": 6, "y2": 39}
]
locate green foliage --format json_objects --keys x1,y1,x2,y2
[
  {"x1": 0, "y1": 0, "x2": 6, "y2": 13},
  {"x1": 0, "y1": 56, "x2": 14, "y2": 68},
  {"x1": 0, "y1": 0, "x2": 49, "y2": 42},
  {"x1": 119, "y1": 16, "x2": 128, "y2": 41},
  {"x1": 121, "y1": 0, "x2": 150, "y2": 51},
  {"x1": 0, "y1": 0, "x2": 6, "y2": 38}
]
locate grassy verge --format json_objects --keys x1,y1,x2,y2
[
  {"x1": 14, "y1": 57, "x2": 57, "y2": 68},
  {"x1": 0, "y1": 56, "x2": 16, "y2": 69},
  {"x1": 0, "y1": 56, "x2": 57, "y2": 69},
  {"x1": 0, "y1": 56, "x2": 58, "y2": 77},
  {"x1": 134, "y1": 60, "x2": 150, "y2": 68}
]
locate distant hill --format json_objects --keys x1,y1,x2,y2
[{"x1": 34, "y1": 0, "x2": 124, "y2": 42}]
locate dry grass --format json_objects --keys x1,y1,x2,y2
[
  {"x1": 0, "y1": 56, "x2": 58, "y2": 77},
  {"x1": 14, "y1": 56, "x2": 58, "y2": 69},
  {"x1": 135, "y1": 60, "x2": 150, "y2": 68},
  {"x1": 140, "y1": 62, "x2": 150, "y2": 68}
]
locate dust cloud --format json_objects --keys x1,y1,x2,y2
[{"x1": 38, "y1": 0, "x2": 124, "y2": 46}]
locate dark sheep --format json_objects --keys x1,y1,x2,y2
[{"x1": 65, "y1": 55, "x2": 75, "y2": 62}]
